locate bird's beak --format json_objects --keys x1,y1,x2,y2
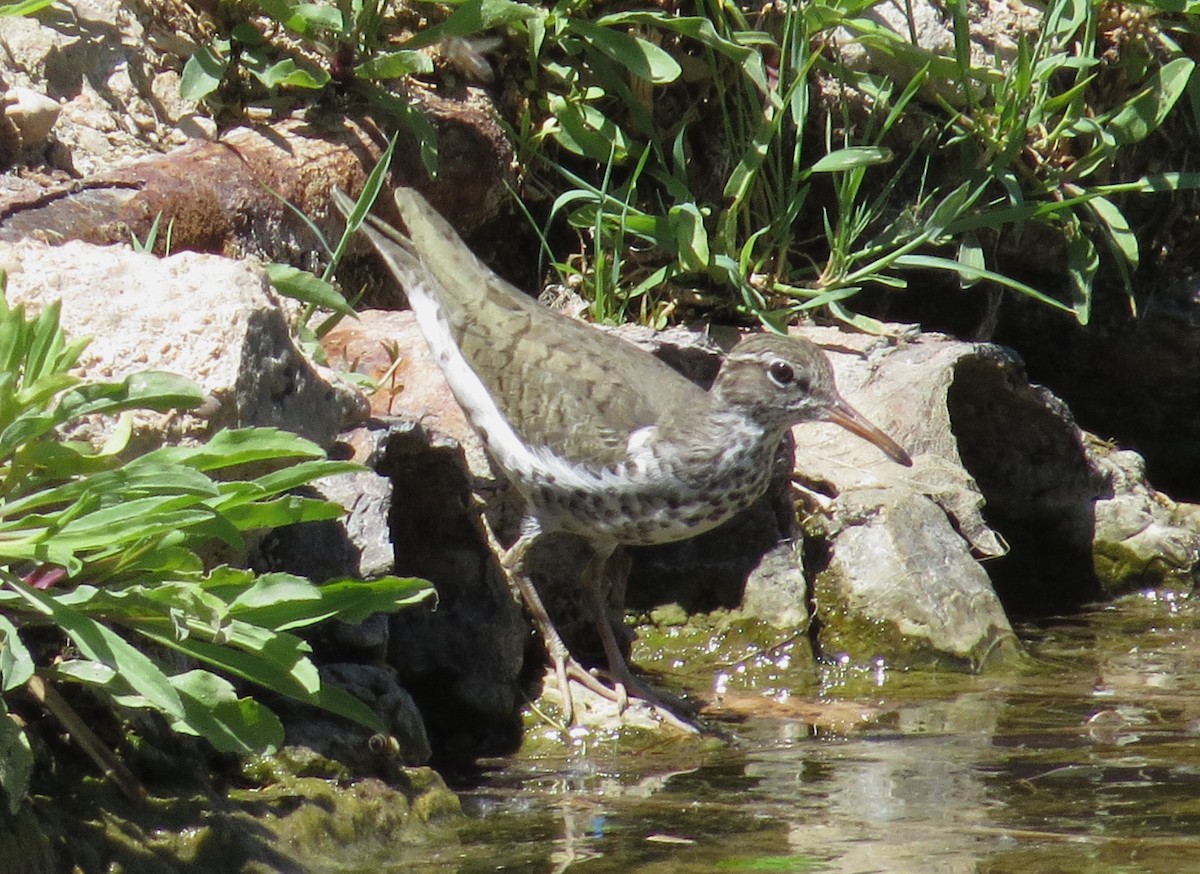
[{"x1": 822, "y1": 396, "x2": 913, "y2": 466}]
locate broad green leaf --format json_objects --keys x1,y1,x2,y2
[
  {"x1": 354, "y1": 50, "x2": 433, "y2": 80},
  {"x1": 51, "y1": 658, "x2": 118, "y2": 685},
  {"x1": 1065, "y1": 229, "x2": 1097, "y2": 325},
  {"x1": 247, "y1": 56, "x2": 331, "y2": 90},
  {"x1": 170, "y1": 670, "x2": 284, "y2": 754},
  {"x1": 597, "y1": 11, "x2": 767, "y2": 93},
  {"x1": 570, "y1": 19, "x2": 681, "y2": 84},
  {"x1": 828, "y1": 300, "x2": 891, "y2": 334},
  {"x1": 216, "y1": 494, "x2": 348, "y2": 531},
  {"x1": 265, "y1": 264, "x2": 356, "y2": 317},
  {"x1": 0, "y1": 614, "x2": 33, "y2": 691},
  {"x1": 180, "y1": 45, "x2": 229, "y2": 101},
  {"x1": 549, "y1": 95, "x2": 632, "y2": 163},
  {"x1": 309, "y1": 681, "x2": 386, "y2": 734},
  {"x1": 230, "y1": 574, "x2": 435, "y2": 631},
  {"x1": 52, "y1": 496, "x2": 216, "y2": 543},
  {"x1": 402, "y1": 0, "x2": 538, "y2": 50},
  {"x1": 255, "y1": 0, "x2": 296, "y2": 27},
  {"x1": 1108, "y1": 58, "x2": 1195, "y2": 145},
  {"x1": 0, "y1": 412, "x2": 58, "y2": 460},
  {"x1": 226, "y1": 459, "x2": 362, "y2": 498},
  {"x1": 0, "y1": 700, "x2": 32, "y2": 814},
  {"x1": 0, "y1": 462, "x2": 218, "y2": 520},
  {"x1": 289, "y1": 3, "x2": 343, "y2": 33},
  {"x1": 131, "y1": 623, "x2": 320, "y2": 697},
  {"x1": 1084, "y1": 195, "x2": 1138, "y2": 269},
  {"x1": 56, "y1": 371, "x2": 204, "y2": 421},
  {"x1": 956, "y1": 234, "x2": 985, "y2": 290},
  {"x1": 226, "y1": 572, "x2": 320, "y2": 613},
  {"x1": 4, "y1": 578, "x2": 185, "y2": 720},
  {"x1": 139, "y1": 427, "x2": 326, "y2": 472}
]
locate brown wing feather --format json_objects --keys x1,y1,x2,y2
[{"x1": 390, "y1": 188, "x2": 709, "y2": 466}]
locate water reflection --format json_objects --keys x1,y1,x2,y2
[{"x1": 447, "y1": 593, "x2": 1200, "y2": 873}]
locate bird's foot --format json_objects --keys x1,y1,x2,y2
[{"x1": 541, "y1": 654, "x2": 700, "y2": 735}]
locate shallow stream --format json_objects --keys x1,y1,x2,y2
[{"x1": 415, "y1": 590, "x2": 1200, "y2": 872}]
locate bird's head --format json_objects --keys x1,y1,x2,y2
[{"x1": 713, "y1": 334, "x2": 912, "y2": 466}]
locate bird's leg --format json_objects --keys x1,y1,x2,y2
[
  {"x1": 581, "y1": 547, "x2": 699, "y2": 734},
  {"x1": 580, "y1": 545, "x2": 627, "y2": 713},
  {"x1": 475, "y1": 511, "x2": 627, "y2": 724},
  {"x1": 500, "y1": 531, "x2": 573, "y2": 721}
]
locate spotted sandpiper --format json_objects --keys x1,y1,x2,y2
[{"x1": 337, "y1": 187, "x2": 912, "y2": 730}]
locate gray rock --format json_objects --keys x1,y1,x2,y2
[
  {"x1": 739, "y1": 542, "x2": 810, "y2": 631},
  {"x1": 282, "y1": 663, "x2": 432, "y2": 768},
  {"x1": 812, "y1": 489, "x2": 1017, "y2": 667},
  {"x1": 1091, "y1": 445, "x2": 1200, "y2": 593},
  {"x1": 372, "y1": 420, "x2": 529, "y2": 759}
]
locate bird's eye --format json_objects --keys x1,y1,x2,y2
[{"x1": 768, "y1": 361, "x2": 795, "y2": 387}]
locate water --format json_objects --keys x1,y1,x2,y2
[{"x1": 430, "y1": 590, "x2": 1200, "y2": 872}]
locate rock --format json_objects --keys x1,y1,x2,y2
[
  {"x1": 812, "y1": 488, "x2": 1017, "y2": 667},
  {"x1": 829, "y1": 0, "x2": 1040, "y2": 104},
  {"x1": 4, "y1": 86, "x2": 60, "y2": 147},
  {"x1": 0, "y1": 238, "x2": 366, "y2": 448},
  {"x1": 322, "y1": 310, "x2": 493, "y2": 479},
  {"x1": 372, "y1": 420, "x2": 529, "y2": 760},
  {"x1": 324, "y1": 316, "x2": 531, "y2": 756},
  {"x1": 281, "y1": 663, "x2": 433, "y2": 768},
  {"x1": 739, "y1": 542, "x2": 810, "y2": 631},
  {"x1": 1090, "y1": 444, "x2": 1200, "y2": 593},
  {"x1": 0, "y1": 0, "x2": 203, "y2": 172}
]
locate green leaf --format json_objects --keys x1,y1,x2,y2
[
  {"x1": 570, "y1": 19, "x2": 681, "y2": 84},
  {"x1": 1065, "y1": 228, "x2": 1097, "y2": 326},
  {"x1": 247, "y1": 56, "x2": 331, "y2": 90},
  {"x1": 265, "y1": 264, "x2": 356, "y2": 317},
  {"x1": 138, "y1": 427, "x2": 326, "y2": 472},
  {"x1": 288, "y1": 3, "x2": 343, "y2": 33},
  {"x1": 56, "y1": 371, "x2": 204, "y2": 421},
  {"x1": 668, "y1": 203, "x2": 710, "y2": 273},
  {"x1": 170, "y1": 669, "x2": 284, "y2": 754},
  {"x1": 402, "y1": 0, "x2": 538, "y2": 50},
  {"x1": 894, "y1": 253, "x2": 1075, "y2": 315},
  {"x1": 180, "y1": 45, "x2": 229, "y2": 101},
  {"x1": 0, "y1": 0, "x2": 54, "y2": 15},
  {"x1": 0, "y1": 614, "x2": 33, "y2": 692},
  {"x1": 255, "y1": 0, "x2": 296, "y2": 27},
  {"x1": 549, "y1": 95, "x2": 632, "y2": 163},
  {"x1": 597, "y1": 11, "x2": 767, "y2": 93},
  {"x1": 0, "y1": 700, "x2": 32, "y2": 813},
  {"x1": 309, "y1": 681, "x2": 386, "y2": 734},
  {"x1": 354, "y1": 50, "x2": 433, "y2": 80},
  {"x1": 1107, "y1": 57, "x2": 1195, "y2": 145},
  {"x1": 4, "y1": 577, "x2": 186, "y2": 721},
  {"x1": 956, "y1": 234, "x2": 985, "y2": 290},
  {"x1": 216, "y1": 494, "x2": 348, "y2": 531},
  {"x1": 131, "y1": 621, "x2": 320, "y2": 698},
  {"x1": 1084, "y1": 195, "x2": 1138, "y2": 270},
  {"x1": 808, "y1": 146, "x2": 893, "y2": 173},
  {"x1": 230, "y1": 574, "x2": 435, "y2": 632},
  {"x1": 361, "y1": 87, "x2": 438, "y2": 176}
]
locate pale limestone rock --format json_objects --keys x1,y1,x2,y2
[{"x1": 0, "y1": 238, "x2": 365, "y2": 447}]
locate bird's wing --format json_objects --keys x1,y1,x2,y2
[{"x1": 335, "y1": 188, "x2": 706, "y2": 467}]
